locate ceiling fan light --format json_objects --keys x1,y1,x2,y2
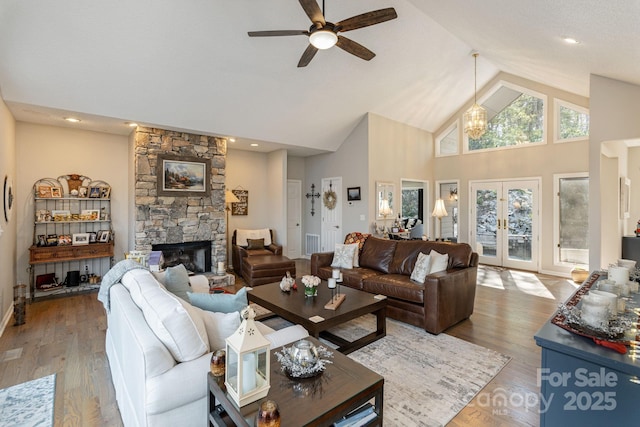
[{"x1": 309, "y1": 30, "x2": 338, "y2": 49}]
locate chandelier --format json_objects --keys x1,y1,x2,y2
[{"x1": 463, "y1": 52, "x2": 487, "y2": 140}]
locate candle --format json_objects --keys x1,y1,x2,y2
[
  {"x1": 328, "y1": 278, "x2": 336, "y2": 289},
  {"x1": 242, "y1": 353, "x2": 256, "y2": 393},
  {"x1": 332, "y1": 269, "x2": 340, "y2": 279},
  {"x1": 339, "y1": 272, "x2": 343, "y2": 282},
  {"x1": 609, "y1": 266, "x2": 630, "y2": 285},
  {"x1": 217, "y1": 261, "x2": 225, "y2": 274}
]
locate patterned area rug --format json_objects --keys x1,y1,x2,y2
[
  {"x1": 261, "y1": 313, "x2": 511, "y2": 427},
  {"x1": 0, "y1": 374, "x2": 56, "y2": 427}
]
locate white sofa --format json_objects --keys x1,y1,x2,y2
[{"x1": 104, "y1": 268, "x2": 308, "y2": 427}]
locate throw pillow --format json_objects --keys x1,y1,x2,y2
[
  {"x1": 163, "y1": 264, "x2": 191, "y2": 301},
  {"x1": 236, "y1": 229, "x2": 272, "y2": 247},
  {"x1": 135, "y1": 281, "x2": 210, "y2": 362},
  {"x1": 410, "y1": 252, "x2": 431, "y2": 283},
  {"x1": 246, "y1": 238, "x2": 265, "y2": 250},
  {"x1": 331, "y1": 244, "x2": 357, "y2": 269},
  {"x1": 188, "y1": 287, "x2": 248, "y2": 314},
  {"x1": 198, "y1": 309, "x2": 241, "y2": 351},
  {"x1": 429, "y1": 250, "x2": 449, "y2": 274}
]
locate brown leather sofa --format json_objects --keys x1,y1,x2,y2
[
  {"x1": 311, "y1": 235, "x2": 478, "y2": 334},
  {"x1": 231, "y1": 229, "x2": 282, "y2": 275}
]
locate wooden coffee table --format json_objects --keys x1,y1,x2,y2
[
  {"x1": 207, "y1": 336, "x2": 384, "y2": 426},
  {"x1": 247, "y1": 281, "x2": 386, "y2": 354}
]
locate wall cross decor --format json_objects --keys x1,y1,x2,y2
[{"x1": 305, "y1": 183, "x2": 320, "y2": 216}]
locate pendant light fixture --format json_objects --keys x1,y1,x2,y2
[{"x1": 463, "y1": 52, "x2": 487, "y2": 140}]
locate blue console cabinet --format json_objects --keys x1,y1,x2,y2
[{"x1": 534, "y1": 275, "x2": 640, "y2": 426}]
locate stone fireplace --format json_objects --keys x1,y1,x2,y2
[
  {"x1": 152, "y1": 241, "x2": 212, "y2": 273},
  {"x1": 134, "y1": 127, "x2": 227, "y2": 271}
]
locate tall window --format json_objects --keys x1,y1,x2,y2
[
  {"x1": 465, "y1": 82, "x2": 546, "y2": 152},
  {"x1": 555, "y1": 173, "x2": 589, "y2": 266},
  {"x1": 554, "y1": 99, "x2": 589, "y2": 143}
]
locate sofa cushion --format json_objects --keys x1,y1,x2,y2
[
  {"x1": 331, "y1": 243, "x2": 358, "y2": 269},
  {"x1": 362, "y1": 274, "x2": 424, "y2": 304},
  {"x1": 429, "y1": 250, "x2": 449, "y2": 273},
  {"x1": 236, "y1": 228, "x2": 272, "y2": 247},
  {"x1": 187, "y1": 287, "x2": 248, "y2": 314},
  {"x1": 125, "y1": 270, "x2": 210, "y2": 362},
  {"x1": 359, "y1": 237, "x2": 397, "y2": 273},
  {"x1": 410, "y1": 252, "x2": 431, "y2": 283}
]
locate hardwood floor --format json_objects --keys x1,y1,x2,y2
[{"x1": 0, "y1": 261, "x2": 579, "y2": 426}]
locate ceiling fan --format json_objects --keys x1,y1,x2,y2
[{"x1": 248, "y1": 0, "x2": 398, "y2": 67}]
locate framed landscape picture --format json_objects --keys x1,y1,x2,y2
[{"x1": 157, "y1": 154, "x2": 210, "y2": 197}]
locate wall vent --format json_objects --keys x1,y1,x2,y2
[{"x1": 305, "y1": 234, "x2": 320, "y2": 256}]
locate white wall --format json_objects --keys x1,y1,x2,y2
[
  {"x1": 589, "y1": 75, "x2": 640, "y2": 269},
  {"x1": 267, "y1": 149, "x2": 287, "y2": 250},
  {"x1": 0, "y1": 97, "x2": 16, "y2": 332},
  {"x1": 15, "y1": 123, "x2": 130, "y2": 287}
]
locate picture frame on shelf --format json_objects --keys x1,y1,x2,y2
[
  {"x1": 78, "y1": 186, "x2": 88, "y2": 198},
  {"x1": 97, "y1": 230, "x2": 111, "y2": 243},
  {"x1": 72, "y1": 233, "x2": 90, "y2": 246},
  {"x1": 51, "y1": 187, "x2": 63, "y2": 198},
  {"x1": 36, "y1": 185, "x2": 52, "y2": 198},
  {"x1": 88, "y1": 231, "x2": 97, "y2": 243},
  {"x1": 58, "y1": 234, "x2": 72, "y2": 246},
  {"x1": 46, "y1": 234, "x2": 58, "y2": 246},
  {"x1": 51, "y1": 210, "x2": 71, "y2": 221},
  {"x1": 100, "y1": 186, "x2": 111, "y2": 198},
  {"x1": 89, "y1": 187, "x2": 101, "y2": 198},
  {"x1": 80, "y1": 209, "x2": 100, "y2": 221},
  {"x1": 37, "y1": 234, "x2": 47, "y2": 246},
  {"x1": 157, "y1": 153, "x2": 210, "y2": 197}
]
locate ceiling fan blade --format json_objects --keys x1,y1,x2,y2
[
  {"x1": 248, "y1": 30, "x2": 309, "y2": 37},
  {"x1": 298, "y1": 44, "x2": 319, "y2": 67},
  {"x1": 336, "y1": 8, "x2": 397, "y2": 32},
  {"x1": 336, "y1": 36, "x2": 375, "y2": 61},
  {"x1": 299, "y1": 0, "x2": 325, "y2": 26}
]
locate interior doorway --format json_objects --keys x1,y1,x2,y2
[
  {"x1": 286, "y1": 179, "x2": 302, "y2": 259},
  {"x1": 470, "y1": 179, "x2": 540, "y2": 271}
]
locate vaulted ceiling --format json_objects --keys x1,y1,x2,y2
[{"x1": 1, "y1": 1, "x2": 639, "y2": 155}]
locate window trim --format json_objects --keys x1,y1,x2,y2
[
  {"x1": 553, "y1": 172, "x2": 589, "y2": 268},
  {"x1": 554, "y1": 98, "x2": 589, "y2": 144},
  {"x1": 463, "y1": 80, "x2": 548, "y2": 154},
  {"x1": 435, "y1": 120, "x2": 459, "y2": 157}
]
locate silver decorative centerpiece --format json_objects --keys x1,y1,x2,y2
[{"x1": 275, "y1": 339, "x2": 333, "y2": 378}]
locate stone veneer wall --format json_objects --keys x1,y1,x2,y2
[{"x1": 133, "y1": 127, "x2": 227, "y2": 267}]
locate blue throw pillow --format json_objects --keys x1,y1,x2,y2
[
  {"x1": 188, "y1": 287, "x2": 248, "y2": 314},
  {"x1": 163, "y1": 264, "x2": 191, "y2": 301}
]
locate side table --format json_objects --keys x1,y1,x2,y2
[{"x1": 207, "y1": 336, "x2": 383, "y2": 426}]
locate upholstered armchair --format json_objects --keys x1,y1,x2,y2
[{"x1": 231, "y1": 229, "x2": 282, "y2": 275}]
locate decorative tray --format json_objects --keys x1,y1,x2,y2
[{"x1": 552, "y1": 271, "x2": 637, "y2": 345}]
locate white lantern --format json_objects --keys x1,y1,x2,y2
[{"x1": 225, "y1": 306, "x2": 271, "y2": 407}]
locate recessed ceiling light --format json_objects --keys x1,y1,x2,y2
[
  {"x1": 64, "y1": 117, "x2": 81, "y2": 123},
  {"x1": 562, "y1": 37, "x2": 580, "y2": 44},
  {"x1": 228, "y1": 138, "x2": 236, "y2": 143},
  {"x1": 250, "y1": 143, "x2": 259, "y2": 147},
  {"x1": 125, "y1": 122, "x2": 138, "y2": 127}
]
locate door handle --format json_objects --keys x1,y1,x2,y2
[
  {"x1": 296, "y1": 223, "x2": 300, "y2": 226},
  {"x1": 334, "y1": 225, "x2": 339, "y2": 229}
]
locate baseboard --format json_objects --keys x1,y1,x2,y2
[
  {"x1": 539, "y1": 268, "x2": 572, "y2": 279},
  {"x1": 0, "y1": 302, "x2": 14, "y2": 338}
]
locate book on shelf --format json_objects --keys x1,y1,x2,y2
[{"x1": 333, "y1": 403, "x2": 376, "y2": 427}]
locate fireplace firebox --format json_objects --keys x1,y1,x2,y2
[{"x1": 152, "y1": 241, "x2": 212, "y2": 273}]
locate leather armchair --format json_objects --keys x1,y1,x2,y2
[{"x1": 231, "y1": 229, "x2": 282, "y2": 275}]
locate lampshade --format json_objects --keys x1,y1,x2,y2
[
  {"x1": 225, "y1": 190, "x2": 240, "y2": 204},
  {"x1": 431, "y1": 199, "x2": 448, "y2": 218},
  {"x1": 309, "y1": 30, "x2": 338, "y2": 50},
  {"x1": 380, "y1": 199, "x2": 393, "y2": 217},
  {"x1": 463, "y1": 52, "x2": 487, "y2": 140}
]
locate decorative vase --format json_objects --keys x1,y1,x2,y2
[{"x1": 304, "y1": 286, "x2": 317, "y2": 297}]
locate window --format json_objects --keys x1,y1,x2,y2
[
  {"x1": 554, "y1": 99, "x2": 589, "y2": 143},
  {"x1": 464, "y1": 82, "x2": 546, "y2": 153},
  {"x1": 435, "y1": 121, "x2": 459, "y2": 157},
  {"x1": 554, "y1": 173, "x2": 589, "y2": 267}
]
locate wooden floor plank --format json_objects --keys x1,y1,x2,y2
[{"x1": 0, "y1": 261, "x2": 577, "y2": 426}]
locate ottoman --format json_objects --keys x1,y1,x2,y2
[{"x1": 242, "y1": 255, "x2": 296, "y2": 286}]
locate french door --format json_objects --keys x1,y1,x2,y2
[{"x1": 470, "y1": 179, "x2": 540, "y2": 271}]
